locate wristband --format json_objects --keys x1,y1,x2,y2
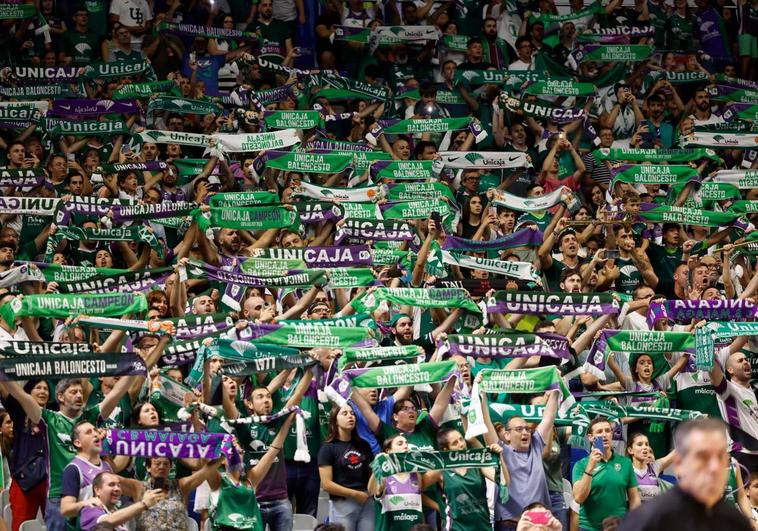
[
  {"x1": 584, "y1": 471, "x2": 594, "y2": 477},
  {"x1": 270, "y1": 445, "x2": 281, "y2": 450}
]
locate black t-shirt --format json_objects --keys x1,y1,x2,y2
[
  {"x1": 315, "y1": 12, "x2": 341, "y2": 53},
  {"x1": 317, "y1": 439, "x2": 372, "y2": 498},
  {"x1": 618, "y1": 486, "x2": 752, "y2": 531}
]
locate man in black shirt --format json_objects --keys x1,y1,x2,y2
[{"x1": 619, "y1": 418, "x2": 753, "y2": 531}]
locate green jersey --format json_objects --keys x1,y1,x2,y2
[
  {"x1": 61, "y1": 30, "x2": 100, "y2": 65},
  {"x1": 42, "y1": 405, "x2": 102, "y2": 498},
  {"x1": 572, "y1": 452, "x2": 637, "y2": 531},
  {"x1": 211, "y1": 474, "x2": 264, "y2": 530},
  {"x1": 614, "y1": 256, "x2": 641, "y2": 295},
  {"x1": 443, "y1": 468, "x2": 490, "y2": 531},
  {"x1": 667, "y1": 13, "x2": 696, "y2": 52},
  {"x1": 378, "y1": 416, "x2": 437, "y2": 451}
]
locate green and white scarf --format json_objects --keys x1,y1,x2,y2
[
  {"x1": 294, "y1": 182, "x2": 379, "y2": 203},
  {"x1": 612, "y1": 164, "x2": 700, "y2": 186},
  {"x1": 680, "y1": 132, "x2": 758, "y2": 149},
  {"x1": 263, "y1": 111, "x2": 322, "y2": 130},
  {"x1": 0, "y1": 4, "x2": 36, "y2": 18},
  {"x1": 340, "y1": 345, "x2": 423, "y2": 367},
  {"x1": 382, "y1": 182, "x2": 456, "y2": 203},
  {"x1": 44, "y1": 118, "x2": 129, "y2": 138},
  {"x1": 370, "y1": 448, "x2": 505, "y2": 503},
  {"x1": 637, "y1": 205, "x2": 739, "y2": 227},
  {"x1": 353, "y1": 287, "x2": 481, "y2": 314},
  {"x1": 710, "y1": 169, "x2": 758, "y2": 189},
  {"x1": 214, "y1": 130, "x2": 300, "y2": 152},
  {"x1": 199, "y1": 206, "x2": 297, "y2": 231},
  {"x1": 524, "y1": 80, "x2": 597, "y2": 97},
  {"x1": 370, "y1": 160, "x2": 435, "y2": 181},
  {"x1": 441, "y1": 251, "x2": 539, "y2": 282},
  {"x1": 147, "y1": 96, "x2": 222, "y2": 116},
  {"x1": 5, "y1": 292, "x2": 147, "y2": 319},
  {"x1": 695, "y1": 322, "x2": 758, "y2": 370},
  {"x1": 593, "y1": 147, "x2": 721, "y2": 163},
  {"x1": 491, "y1": 187, "x2": 565, "y2": 212}
]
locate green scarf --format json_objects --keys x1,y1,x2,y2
[
  {"x1": 585, "y1": 329, "x2": 694, "y2": 379},
  {"x1": 113, "y1": 81, "x2": 180, "y2": 100},
  {"x1": 345, "y1": 360, "x2": 457, "y2": 388},
  {"x1": 381, "y1": 117, "x2": 473, "y2": 134},
  {"x1": 353, "y1": 287, "x2": 481, "y2": 314},
  {"x1": 370, "y1": 448, "x2": 506, "y2": 503},
  {"x1": 45, "y1": 225, "x2": 162, "y2": 261},
  {"x1": 263, "y1": 111, "x2": 322, "y2": 130},
  {"x1": 523, "y1": 80, "x2": 597, "y2": 97},
  {"x1": 695, "y1": 322, "x2": 758, "y2": 370},
  {"x1": 208, "y1": 191, "x2": 279, "y2": 207},
  {"x1": 371, "y1": 160, "x2": 435, "y2": 181},
  {"x1": 340, "y1": 345, "x2": 422, "y2": 367},
  {"x1": 383, "y1": 182, "x2": 456, "y2": 203},
  {"x1": 44, "y1": 118, "x2": 129, "y2": 138},
  {"x1": 637, "y1": 205, "x2": 739, "y2": 227},
  {"x1": 199, "y1": 206, "x2": 297, "y2": 231},
  {"x1": 147, "y1": 95, "x2": 222, "y2": 116},
  {"x1": 0, "y1": 4, "x2": 36, "y2": 18},
  {"x1": 6, "y1": 292, "x2": 147, "y2": 319},
  {"x1": 612, "y1": 164, "x2": 700, "y2": 186},
  {"x1": 593, "y1": 147, "x2": 721, "y2": 163}
]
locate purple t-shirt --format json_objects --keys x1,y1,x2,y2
[
  {"x1": 80, "y1": 505, "x2": 128, "y2": 531},
  {"x1": 495, "y1": 432, "x2": 551, "y2": 520}
]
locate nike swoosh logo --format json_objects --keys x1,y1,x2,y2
[
  {"x1": 58, "y1": 105, "x2": 71, "y2": 110},
  {"x1": 446, "y1": 156, "x2": 461, "y2": 163},
  {"x1": 508, "y1": 156, "x2": 521, "y2": 161}
]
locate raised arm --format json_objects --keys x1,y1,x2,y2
[
  {"x1": 0, "y1": 381, "x2": 42, "y2": 424},
  {"x1": 428, "y1": 375, "x2": 457, "y2": 425},
  {"x1": 350, "y1": 387, "x2": 381, "y2": 433},
  {"x1": 247, "y1": 413, "x2": 295, "y2": 488},
  {"x1": 535, "y1": 389, "x2": 559, "y2": 442}
]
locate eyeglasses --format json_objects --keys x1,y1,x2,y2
[
  {"x1": 399, "y1": 406, "x2": 417, "y2": 413},
  {"x1": 508, "y1": 426, "x2": 531, "y2": 433}
]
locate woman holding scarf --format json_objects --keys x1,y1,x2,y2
[
  {"x1": 368, "y1": 434, "x2": 437, "y2": 531},
  {"x1": 607, "y1": 351, "x2": 691, "y2": 458},
  {"x1": 318, "y1": 405, "x2": 374, "y2": 531},
  {"x1": 426, "y1": 425, "x2": 507, "y2": 531}
]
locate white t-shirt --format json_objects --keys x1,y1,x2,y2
[
  {"x1": 109, "y1": 0, "x2": 152, "y2": 50},
  {"x1": 714, "y1": 346, "x2": 758, "y2": 455},
  {"x1": 508, "y1": 59, "x2": 533, "y2": 71}
]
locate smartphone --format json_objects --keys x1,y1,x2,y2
[
  {"x1": 430, "y1": 211, "x2": 442, "y2": 226},
  {"x1": 604, "y1": 249, "x2": 619, "y2": 260},
  {"x1": 593, "y1": 437, "x2": 605, "y2": 452},
  {"x1": 525, "y1": 511, "x2": 551, "y2": 525},
  {"x1": 489, "y1": 206, "x2": 497, "y2": 217},
  {"x1": 154, "y1": 477, "x2": 166, "y2": 491}
]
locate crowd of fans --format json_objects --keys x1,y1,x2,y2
[{"x1": 0, "y1": 0, "x2": 757, "y2": 530}]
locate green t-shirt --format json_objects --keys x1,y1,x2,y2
[
  {"x1": 378, "y1": 416, "x2": 437, "y2": 451},
  {"x1": 246, "y1": 19, "x2": 291, "y2": 62},
  {"x1": 516, "y1": 211, "x2": 551, "y2": 233},
  {"x1": 443, "y1": 468, "x2": 490, "y2": 531},
  {"x1": 646, "y1": 243, "x2": 682, "y2": 289},
  {"x1": 84, "y1": 0, "x2": 108, "y2": 37},
  {"x1": 614, "y1": 256, "x2": 641, "y2": 295},
  {"x1": 667, "y1": 13, "x2": 696, "y2": 52},
  {"x1": 61, "y1": 30, "x2": 100, "y2": 65},
  {"x1": 42, "y1": 405, "x2": 102, "y2": 498},
  {"x1": 211, "y1": 473, "x2": 264, "y2": 531},
  {"x1": 572, "y1": 452, "x2": 638, "y2": 531}
]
